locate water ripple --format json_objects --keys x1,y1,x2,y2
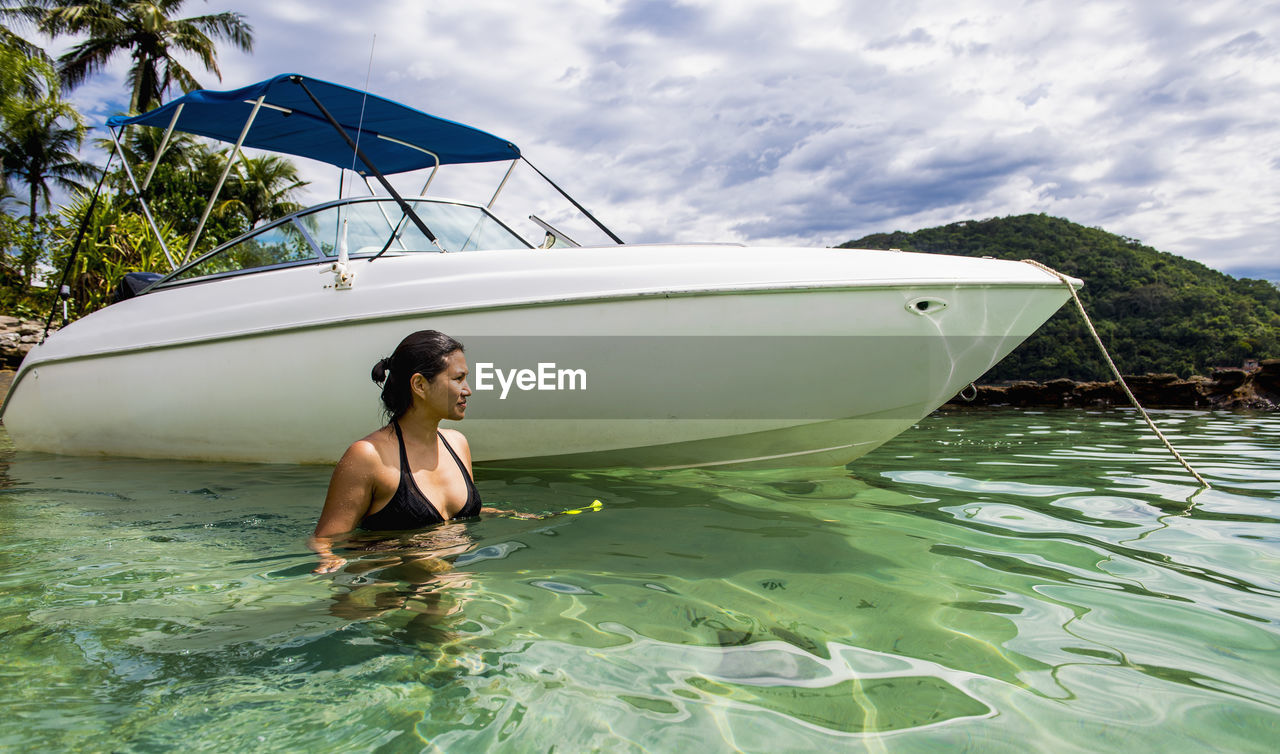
[{"x1": 0, "y1": 409, "x2": 1277, "y2": 751}]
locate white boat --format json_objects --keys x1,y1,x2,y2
[{"x1": 0, "y1": 74, "x2": 1078, "y2": 468}]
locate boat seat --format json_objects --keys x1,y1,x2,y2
[{"x1": 110, "y1": 272, "x2": 164, "y2": 304}]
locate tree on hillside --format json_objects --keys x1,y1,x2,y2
[
  {"x1": 840, "y1": 214, "x2": 1280, "y2": 381},
  {"x1": 29, "y1": 0, "x2": 253, "y2": 113}
]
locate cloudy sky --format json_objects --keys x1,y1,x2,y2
[{"x1": 57, "y1": 0, "x2": 1280, "y2": 279}]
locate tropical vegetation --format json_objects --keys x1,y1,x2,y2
[
  {"x1": 15, "y1": 0, "x2": 253, "y2": 113},
  {"x1": 1, "y1": 91, "x2": 95, "y2": 237},
  {"x1": 840, "y1": 214, "x2": 1280, "y2": 381},
  {"x1": 0, "y1": 3, "x2": 312, "y2": 323}
]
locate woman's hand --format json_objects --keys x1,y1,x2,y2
[
  {"x1": 314, "y1": 553, "x2": 348, "y2": 574},
  {"x1": 481, "y1": 506, "x2": 546, "y2": 520},
  {"x1": 308, "y1": 535, "x2": 348, "y2": 574}
]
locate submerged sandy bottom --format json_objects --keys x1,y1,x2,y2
[{"x1": 0, "y1": 408, "x2": 1276, "y2": 751}]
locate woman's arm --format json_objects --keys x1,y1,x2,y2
[{"x1": 310, "y1": 440, "x2": 381, "y2": 573}]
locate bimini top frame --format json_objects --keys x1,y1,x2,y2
[{"x1": 106, "y1": 73, "x2": 623, "y2": 267}]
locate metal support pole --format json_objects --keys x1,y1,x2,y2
[
  {"x1": 141, "y1": 102, "x2": 183, "y2": 191},
  {"x1": 110, "y1": 128, "x2": 176, "y2": 269},
  {"x1": 184, "y1": 96, "x2": 264, "y2": 265},
  {"x1": 419, "y1": 160, "x2": 440, "y2": 196},
  {"x1": 373, "y1": 134, "x2": 440, "y2": 196},
  {"x1": 488, "y1": 159, "x2": 518, "y2": 208}
]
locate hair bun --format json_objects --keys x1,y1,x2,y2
[{"x1": 370, "y1": 356, "x2": 392, "y2": 385}]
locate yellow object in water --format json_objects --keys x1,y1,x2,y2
[{"x1": 565, "y1": 500, "x2": 604, "y2": 515}]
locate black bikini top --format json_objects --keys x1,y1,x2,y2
[{"x1": 359, "y1": 423, "x2": 482, "y2": 531}]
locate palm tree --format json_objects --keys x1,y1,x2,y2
[
  {"x1": 0, "y1": 37, "x2": 58, "y2": 202},
  {"x1": 33, "y1": 0, "x2": 253, "y2": 113},
  {"x1": 0, "y1": 6, "x2": 58, "y2": 113},
  {"x1": 1, "y1": 95, "x2": 94, "y2": 226},
  {"x1": 0, "y1": 1, "x2": 53, "y2": 67},
  {"x1": 222, "y1": 154, "x2": 308, "y2": 228},
  {"x1": 0, "y1": 94, "x2": 96, "y2": 282}
]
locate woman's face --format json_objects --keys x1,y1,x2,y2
[{"x1": 416, "y1": 350, "x2": 471, "y2": 421}]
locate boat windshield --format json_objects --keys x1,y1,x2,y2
[
  {"x1": 164, "y1": 199, "x2": 530, "y2": 284},
  {"x1": 295, "y1": 199, "x2": 529, "y2": 256}
]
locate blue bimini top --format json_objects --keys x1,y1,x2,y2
[{"x1": 107, "y1": 73, "x2": 520, "y2": 175}]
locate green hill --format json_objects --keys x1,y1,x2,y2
[{"x1": 839, "y1": 214, "x2": 1280, "y2": 381}]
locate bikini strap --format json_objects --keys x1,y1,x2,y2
[
  {"x1": 396, "y1": 423, "x2": 473, "y2": 489},
  {"x1": 437, "y1": 431, "x2": 475, "y2": 485},
  {"x1": 392, "y1": 421, "x2": 412, "y2": 475}
]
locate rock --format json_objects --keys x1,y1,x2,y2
[
  {"x1": 1076, "y1": 380, "x2": 1125, "y2": 406},
  {"x1": 1255, "y1": 359, "x2": 1280, "y2": 395},
  {"x1": 946, "y1": 369, "x2": 1277, "y2": 410},
  {"x1": 1209, "y1": 368, "x2": 1249, "y2": 390},
  {"x1": 1126, "y1": 374, "x2": 1208, "y2": 407},
  {"x1": 0, "y1": 317, "x2": 53, "y2": 369}
]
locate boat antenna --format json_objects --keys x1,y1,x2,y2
[
  {"x1": 349, "y1": 34, "x2": 376, "y2": 193},
  {"x1": 335, "y1": 35, "x2": 377, "y2": 251}
]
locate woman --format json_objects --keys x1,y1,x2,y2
[{"x1": 311, "y1": 330, "x2": 491, "y2": 573}]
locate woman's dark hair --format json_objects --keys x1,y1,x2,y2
[{"x1": 371, "y1": 330, "x2": 464, "y2": 421}]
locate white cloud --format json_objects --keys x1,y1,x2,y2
[{"x1": 46, "y1": 0, "x2": 1280, "y2": 276}]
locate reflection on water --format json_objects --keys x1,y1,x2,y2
[{"x1": 0, "y1": 409, "x2": 1277, "y2": 751}]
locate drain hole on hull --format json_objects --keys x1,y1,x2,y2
[{"x1": 906, "y1": 296, "x2": 949, "y2": 315}]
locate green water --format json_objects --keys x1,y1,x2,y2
[{"x1": 0, "y1": 409, "x2": 1277, "y2": 752}]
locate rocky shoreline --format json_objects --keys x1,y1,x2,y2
[
  {"x1": 0, "y1": 316, "x2": 55, "y2": 369},
  {"x1": 944, "y1": 360, "x2": 1280, "y2": 410}
]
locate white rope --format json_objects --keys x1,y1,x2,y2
[{"x1": 1021, "y1": 259, "x2": 1211, "y2": 489}]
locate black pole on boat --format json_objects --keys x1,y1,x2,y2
[
  {"x1": 290, "y1": 76, "x2": 442, "y2": 251},
  {"x1": 41, "y1": 149, "x2": 116, "y2": 344},
  {"x1": 521, "y1": 157, "x2": 625, "y2": 245}
]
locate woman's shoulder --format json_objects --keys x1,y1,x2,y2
[
  {"x1": 440, "y1": 428, "x2": 472, "y2": 461},
  {"x1": 342, "y1": 426, "x2": 397, "y2": 468}
]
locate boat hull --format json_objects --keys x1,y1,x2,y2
[{"x1": 1, "y1": 245, "x2": 1073, "y2": 467}]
